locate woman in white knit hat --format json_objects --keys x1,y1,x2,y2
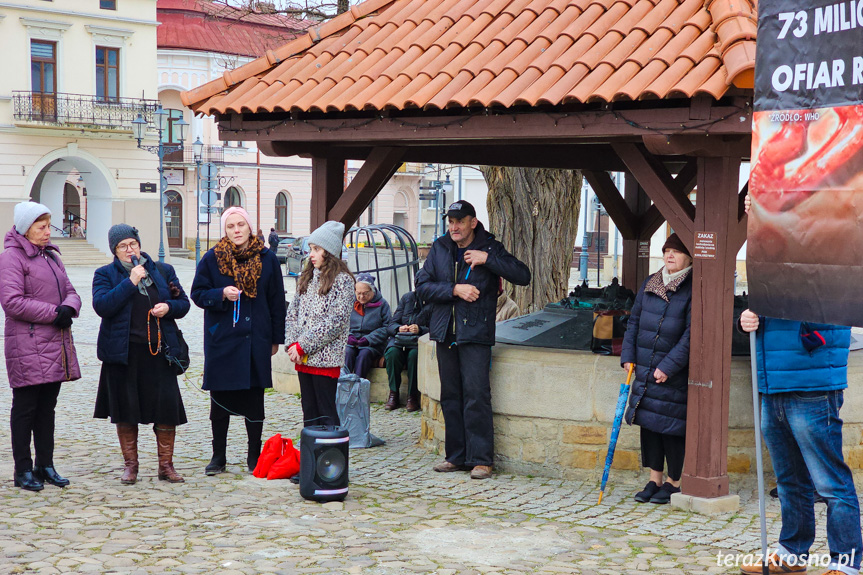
[
  {"x1": 0, "y1": 202, "x2": 81, "y2": 491},
  {"x1": 285, "y1": 220, "x2": 354, "y2": 428}
]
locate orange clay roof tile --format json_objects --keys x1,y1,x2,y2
[{"x1": 181, "y1": 0, "x2": 758, "y2": 114}]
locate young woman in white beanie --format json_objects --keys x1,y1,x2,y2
[{"x1": 285, "y1": 220, "x2": 354, "y2": 428}]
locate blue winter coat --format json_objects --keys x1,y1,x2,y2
[
  {"x1": 92, "y1": 254, "x2": 190, "y2": 365},
  {"x1": 621, "y1": 271, "x2": 692, "y2": 436},
  {"x1": 751, "y1": 317, "x2": 850, "y2": 394},
  {"x1": 348, "y1": 288, "x2": 391, "y2": 356},
  {"x1": 416, "y1": 222, "x2": 531, "y2": 346},
  {"x1": 190, "y1": 248, "x2": 287, "y2": 391}
]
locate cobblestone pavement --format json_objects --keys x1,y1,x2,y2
[{"x1": 0, "y1": 260, "x2": 842, "y2": 574}]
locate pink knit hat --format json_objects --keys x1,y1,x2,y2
[{"x1": 221, "y1": 206, "x2": 252, "y2": 236}]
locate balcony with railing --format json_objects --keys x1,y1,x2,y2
[
  {"x1": 12, "y1": 91, "x2": 160, "y2": 131},
  {"x1": 163, "y1": 145, "x2": 225, "y2": 165}
]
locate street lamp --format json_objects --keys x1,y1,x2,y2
[
  {"x1": 192, "y1": 136, "x2": 204, "y2": 265},
  {"x1": 130, "y1": 105, "x2": 188, "y2": 263}
]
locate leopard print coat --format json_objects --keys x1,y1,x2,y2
[{"x1": 285, "y1": 269, "x2": 354, "y2": 368}]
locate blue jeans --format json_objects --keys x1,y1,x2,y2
[{"x1": 762, "y1": 390, "x2": 862, "y2": 572}]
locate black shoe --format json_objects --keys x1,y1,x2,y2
[
  {"x1": 34, "y1": 466, "x2": 70, "y2": 487},
  {"x1": 13, "y1": 470, "x2": 44, "y2": 492},
  {"x1": 289, "y1": 474, "x2": 300, "y2": 485},
  {"x1": 769, "y1": 486, "x2": 778, "y2": 498},
  {"x1": 634, "y1": 481, "x2": 661, "y2": 503},
  {"x1": 205, "y1": 456, "x2": 226, "y2": 476},
  {"x1": 247, "y1": 452, "x2": 260, "y2": 473},
  {"x1": 649, "y1": 482, "x2": 681, "y2": 504},
  {"x1": 770, "y1": 486, "x2": 826, "y2": 504}
]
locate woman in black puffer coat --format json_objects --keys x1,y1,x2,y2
[{"x1": 620, "y1": 233, "x2": 692, "y2": 505}]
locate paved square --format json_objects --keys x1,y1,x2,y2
[{"x1": 0, "y1": 260, "x2": 841, "y2": 574}]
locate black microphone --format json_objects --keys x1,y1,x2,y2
[{"x1": 131, "y1": 256, "x2": 148, "y2": 279}]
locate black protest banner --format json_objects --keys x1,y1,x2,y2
[{"x1": 748, "y1": 0, "x2": 863, "y2": 326}]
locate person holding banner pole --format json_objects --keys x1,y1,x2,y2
[{"x1": 740, "y1": 192, "x2": 862, "y2": 575}]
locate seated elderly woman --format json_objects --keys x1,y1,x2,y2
[
  {"x1": 344, "y1": 273, "x2": 391, "y2": 379},
  {"x1": 620, "y1": 233, "x2": 693, "y2": 505}
]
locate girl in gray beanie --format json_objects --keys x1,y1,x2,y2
[{"x1": 285, "y1": 221, "x2": 354, "y2": 429}]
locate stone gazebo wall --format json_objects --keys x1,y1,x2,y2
[{"x1": 418, "y1": 335, "x2": 863, "y2": 479}]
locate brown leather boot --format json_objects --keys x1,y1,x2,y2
[
  {"x1": 116, "y1": 424, "x2": 138, "y2": 485},
  {"x1": 384, "y1": 391, "x2": 399, "y2": 410},
  {"x1": 154, "y1": 426, "x2": 184, "y2": 483},
  {"x1": 405, "y1": 393, "x2": 421, "y2": 412}
]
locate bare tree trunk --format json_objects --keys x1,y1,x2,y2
[{"x1": 480, "y1": 167, "x2": 581, "y2": 314}]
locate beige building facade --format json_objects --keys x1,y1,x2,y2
[{"x1": 0, "y1": 0, "x2": 167, "y2": 256}]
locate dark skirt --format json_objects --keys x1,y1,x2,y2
[
  {"x1": 210, "y1": 388, "x2": 265, "y2": 421},
  {"x1": 94, "y1": 342, "x2": 187, "y2": 426}
]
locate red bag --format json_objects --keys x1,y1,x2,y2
[
  {"x1": 267, "y1": 438, "x2": 300, "y2": 480},
  {"x1": 253, "y1": 434, "x2": 289, "y2": 478}
]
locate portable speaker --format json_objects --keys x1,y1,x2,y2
[{"x1": 299, "y1": 425, "x2": 350, "y2": 502}]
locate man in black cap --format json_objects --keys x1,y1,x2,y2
[{"x1": 416, "y1": 200, "x2": 530, "y2": 479}]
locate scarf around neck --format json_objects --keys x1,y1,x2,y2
[
  {"x1": 645, "y1": 265, "x2": 692, "y2": 302},
  {"x1": 121, "y1": 255, "x2": 153, "y2": 295},
  {"x1": 214, "y1": 235, "x2": 264, "y2": 297}
]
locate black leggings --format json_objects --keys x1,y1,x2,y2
[
  {"x1": 297, "y1": 372, "x2": 339, "y2": 427},
  {"x1": 640, "y1": 427, "x2": 686, "y2": 481},
  {"x1": 11, "y1": 382, "x2": 61, "y2": 473}
]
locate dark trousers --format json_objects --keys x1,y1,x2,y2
[
  {"x1": 344, "y1": 346, "x2": 380, "y2": 379},
  {"x1": 640, "y1": 427, "x2": 686, "y2": 481},
  {"x1": 298, "y1": 372, "x2": 340, "y2": 427},
  {"x1": 11, "y1": 382, "x2": 62, "y2": 473},
  {"x1": 385, "y1": 346, "x2": 419, "y2": 395},
  {"x1": 436, "y1": 336, "x2": 493, "y2": 467}
]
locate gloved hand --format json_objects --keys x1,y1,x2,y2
[
  {"x1": 53, "y1": 305, "x2": 75, "y2": 329},
  {"x1": 357, "y1": 337, "x2": 369, "y2": 347},
  {"x1": 346, "y1": 334, "x2": 360, "y2": 346}
]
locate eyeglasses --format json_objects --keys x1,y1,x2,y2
[{"x1": 117, "y1": 241, "x2": 139, "y2": 252}]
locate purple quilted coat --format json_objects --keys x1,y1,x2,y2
[{"x1": 0, "y1": 229, "x2": 81, "y2": 388}]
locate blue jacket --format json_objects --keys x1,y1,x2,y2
[
  {"x1": 190, "y1": 248, "x2": 286, "y2": 391},
  {"x1": 348, "y1": 288, "x2": 391, "y2": 356},
  {"x1": 621, "y1": 271, "x2": 692, "y2": 437},
  {"x1": 752, "y1": 317, "x2": 850, "y2": 394},
  {"x1": 92, "y1": 254, "x2": 190, "y2": 365},
  {"x1": 416, "y1": 222, "x2": 531, "y2": 346}
]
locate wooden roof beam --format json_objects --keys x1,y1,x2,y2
[
  {"x1": 583, "y1": 171, "x2": 638, "y2": 240},
  {"x1": 328, "y1": 146, "x2": 406, "y2": 227},
  {"x1": 613, "y1": 143, "x2": 696, "y2": 251}
]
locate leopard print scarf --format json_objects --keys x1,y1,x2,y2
[
  {"x1": 214, "y1": 235, "x2": 264, "y2": 298},
  {"x1": 644, "y1": 267, "x2": 691, "y2": 303}
]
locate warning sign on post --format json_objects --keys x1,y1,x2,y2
[
  {"x1": 693, "y1": 232, "x2": 717, "y2": 259},
  {"x1": 637, "y1": 241, "x2": 650, "y2": 258}
]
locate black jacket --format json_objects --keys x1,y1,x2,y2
[
  {"x1": 416, "y1": 222, "x2": 530, "y2": 346},
  {"x1": 267, "y1": 231, "x2": 280, "y2": 252},
  {"x1": 620, "y1": 271, "x2": 692, "y2": 437},
  {"x1": 386, "y1": 291, "x2": 431, "y2": 349}
]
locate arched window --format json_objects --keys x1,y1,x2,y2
[
  {"x1": 224, "y1": 186, "x2": 243, "y2": 208},
  {"x1": 275, "y1": 191, "x2": 290, "y2": 233}
]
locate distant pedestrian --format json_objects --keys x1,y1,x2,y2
[
  {"x1": 0, "y1": 202, "x2": 81, "y2": 491},
  {"x1": 416, "y1": 200, "x2": 531, "y2": 480},
  {"x1": 384, "y1": 290, "x2": 429, "y2": 412},
  {"x1": 92, "y1": 224, "x2": 190, "y2": 485},
  {"x1": 285, "y1": 220, "x2": 354, "y2": 428},
  {"x1": 71, "y1": 221, "x2": 84, "y2": 238},
  {"x1": 268, "y1": 227, "x2": 280, "y2": 253},
  {"x1": 344, "y1": 273, "x2": 391, "y2": 379},
  {"x1": 257, "y1": 228, "x2": 265, "y2": 244},
  {"x1": 191, "y1": 207, "x2": 286, "y2": 475}
]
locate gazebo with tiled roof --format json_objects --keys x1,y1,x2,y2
[{"x1": 183, "y1": 0, "x2": 757, "y2": 501}]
